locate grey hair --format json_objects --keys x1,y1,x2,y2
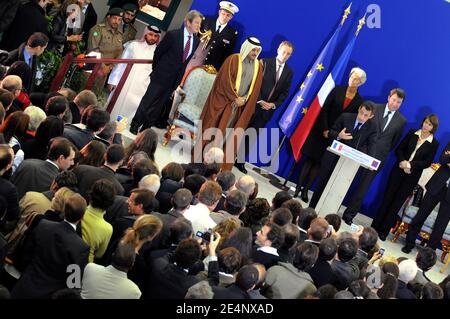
[
  {"x1": 184, "y1": 10, "x2": 204, "y2": 23},
  {"x1": 350, "y1": 67, "x2": 367, "y2": 84}
]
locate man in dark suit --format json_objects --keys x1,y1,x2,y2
[
  {"x1": 212, "y1": 265, "x2": 259, "y2": 299},
  {"x1": 11, "y1": 138, "x2": 76, "y2": 199},
  {"x1": 145, "y1": 236, "x2": 219, "y2": 299},
  {"x1": 235, "y1": 41, "x2": 294, "y2": 173},
  {"x1": 73, "y1": 144, "x2": 125, "y2": 200},
  {"x1": 309, "y1": 103, "x2": 378, "y2": 208},
  {"x1": 0, "y1": 0, "x2": 49, "y2": 52},
  {"x1": 79, "y1": 0, "x2": 98, "y2": 50},
  {"x1": 129, "y1": 10, "x2": 203, "y2": 134},
  {"x1": 68, "y1": 90, "x2": 97, "y2": 124},
  {"x1": 0, "y1": 145, "x2": 19, "y2": 234},
  {"x1": 252, "y1": 222, "x2": 284, "y2": 269},
  {"x1": 403, "y1": 142, "x2": 450, "y2": 253},
  {"x1": 63, "y1": 108, "x2": 110, "y2": 150},
  {"x1": 342, "y1": 88, "x2": 407, "y2": 225},
  {"x1": 3, "y1": 32, "x2": 49, "y2": 93},
  {"x1": 11, "y1": 194, "x2": 89, "y2": 299},
  {"x1": 187, "y1": 1, "x2": 239, "y2": 71}
]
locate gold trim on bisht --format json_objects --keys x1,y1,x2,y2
[{"x1": 198, "y1": 29, "x2": 213, "y2": 50}]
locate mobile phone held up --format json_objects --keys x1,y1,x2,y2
[
  {"x1": 350, "y1": 223, "x2": 359, "y2": 232},
  {"x1": 379, "y1": 248, "x2": 385, "y2": 256}
]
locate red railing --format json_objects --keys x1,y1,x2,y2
[{"x1": 50, "y1": 55, "x2": 152, "y2": 113}]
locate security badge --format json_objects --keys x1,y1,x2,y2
[{"x1": 93, "y1": 31, "x2": 99, "y2": 37}]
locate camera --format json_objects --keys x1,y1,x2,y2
[{"x1": 196, "y1": 230, "x2": 212, "y2": 243}]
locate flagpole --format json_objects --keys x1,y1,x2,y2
[{"x1": 252, "y1": 135, "x2": 286, "y2": 179}]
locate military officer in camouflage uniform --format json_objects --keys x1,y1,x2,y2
[
  {"x1": 121, "y1": 3, "x2": 138, "y2": 44},
  {"x1": 87, "y1": 7, "x2": 124, "y2": 59}
]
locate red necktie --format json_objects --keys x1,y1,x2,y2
[{"x1": 182, "y1": 35, "x2": 192, "y2": 62}]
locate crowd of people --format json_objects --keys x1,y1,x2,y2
[{"x1": 0, "y1": 0, "x2": 448, "y2": 300}]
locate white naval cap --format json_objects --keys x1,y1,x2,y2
[{"x1": 219, "y1": 1, "x2": 239, "y2": 15}]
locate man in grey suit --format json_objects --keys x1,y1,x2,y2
[{"x1": 342, "y1": 88, "x2": 407, "y2": 235}]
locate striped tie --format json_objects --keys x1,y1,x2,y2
[{"x1": 182, "y1": 35, "x2": 192, "y2": 62}]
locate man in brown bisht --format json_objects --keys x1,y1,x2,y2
[{"x1": 196, "y1": 37, "x2": 264, "y2": 171}]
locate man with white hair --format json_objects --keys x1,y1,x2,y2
[
  {"x1": 397, "y1": 259, "x2": 418, "y2": 299},
  {"x1": 196, "y1": 37, "x2": 264, "y2": 171},
  {"x1": 138, "y1": 174, "x2": 161, "y2": 195},
  {"x1": 235, "y1": 175, "x2": 256, "y2": 197},
  {"x1": 204, "y1": 147, "x2": 224, "y2": 164}
]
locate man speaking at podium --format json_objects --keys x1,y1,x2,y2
[{"x1": 309, "y1": 103, "x2": 377, "y2": 208}]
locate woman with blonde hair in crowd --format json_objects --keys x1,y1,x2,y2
[{"x1": 120, "y1": 214, "x2": 163, "y2": 291}]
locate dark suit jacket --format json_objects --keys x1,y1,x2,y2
[
  {"x1": 69, "y1": 101, "x2": 82, "y2": 124},
  {"x1": 394, "y1": 129, "x2": 439, "y2": 176},
  {"x1": 396, "y1": 281, "x2": 416, "y2": 299},
  {"x1": 81, "y1": 3, "x2": 98, "y2": 49},
  {"x1": 151, "y1": 209, "x2": 184, "y2": 249},
  {"x1": 201, "y1": 17, "x2": 238, "y2": 70},
  {"x1": 11, "y1": 159, "x2": 60, "y2": 200},
  {"x1": 328, "y1": 113, "x2": 378, "y2": 157},
  {"x1": 4, "y1": 42, "x2": 36, "y2": 93},
  {"x1": 145, "y1": 255, "x2": 218, "y2": 299},
  {"x1": 212, "y1": 284, "x2": 250, "y2": 299},
  {"x1": 73, "y1": 165, "x2": 125, "y2": 200},
  {"x1": 331, "y1": 259, "x2": 360, "y2": 290},
  {"x1": 63, "y1": 124, "x2": 99, "y2": 150},
  {"x1": 150, "y1": 28, "x2": 199, "y2": 89},
  {"x1": 0, "y1": 176, "x2": 20, "y2": 222},
  {"x1": 302, "y1": 86, "x2": 363, "y2": 161},
  {"x1": 425, "y1": 142, "x2": 450, "y2": 201},
  {"x1": 251, "y1": 246, "x2": 281, "y2": 269},
  {"x1": 371, "y1": 103, "x2": 407, "y2": 163},
  {"x1": 0, "y1": 1, "x2": 48, "y2": 52},
  {"x1": 248, "y1": 57, "x2": 293, "y2": 130},
  {"x1": 307, "y1": 258, "x2": 336, "y2": 288},
  {"x1": 11, "y1": 220, "x2": 89, "y2": 299}
]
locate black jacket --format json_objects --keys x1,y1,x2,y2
[
  {"x1": 0, "y1": 176, "x2": 20, "y2": 222},
  {"x1": 150, "y1": 28, "x2": 199, "y2": 89},
  {"x1": 201, "y1": 17, "x2": 238, "y2": 70},
  {"x1": 73, "y1": 165, "x2": 125, "y2": 200},
  {"x1": 81, "y1": 3, "x2": 98, "y2": 50},
  {"x1": 0, "y1": 1, "x2": 48, "y2": 52},
  {"x1": 11, "y1": 220, "x2": 89, "y2": 299},
  {"x1": 248, "y1": 57, "x2": 294, "y2": 130},
  {"x1": 145, "y1": 255, "x2": 219, "y2": 299},
  {"x1": 425, "y1": 142, "x2": 450, "y2": 202},
  {"x1": 328, "y1": 113, "x2": 378, "y2": 157},
  {"x1": 307, "y1": 258, "x2": 336, "y2": 287}
]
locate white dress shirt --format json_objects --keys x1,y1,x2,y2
[
  {"x1": 215, "y1": 19, "x2": 228, "y2": 33},
  {"x1": 382, "y1": 104, "x2": 396, "y2": 131},
  {"x1": 183, "y1": 202, "x2": 217, "y2": 233}
]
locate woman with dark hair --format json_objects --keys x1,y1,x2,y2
[
  {"x1": 49, "y1": 0, "x2": 83, "y2": 53},
  {"x1": 372, "y1": 114, "x2": 440, "y2": 241},
  {"x1": 124, "y1": 128, "x2": 158, "y2": 163},
  {"x1": 5, "y1": 61, "x2": 32, "y2": 108},
  {"x1": 22, "y1": 115, "x2": 64, "y2": 160},
  {"x1": 220, "y1": 227, "x2": 253, "y2": 265},
  {"x1": 377, "y1": 262, "x2": 399, "y2": 299},
  {"x1": 78, "y1": 140, "x2": 106, "y2": 167},
  {"x1": 0, "y1": 111, "x2": 30, "y2": 172}
]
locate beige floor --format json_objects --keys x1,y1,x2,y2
[{"x1": 122, "y1": 127, "x2": 450, "y2": 283}]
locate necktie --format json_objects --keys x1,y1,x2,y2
[
  {"x1": 217, "y1": 25, "x2": 222, "y2": 33},
  {"x1": 267, "y1": 64, "x2": 282, "y2": 101},
  {"x1": 182, "y1": 35, "x2": 191, "y2": 62},
  {"x1": 353, "y1": 122, "x2": 362, "y2": 134},
  {"x1": 381, "y1": 111, "x2": 392, "y2": 131}
]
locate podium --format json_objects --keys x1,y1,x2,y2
[{"x1": 315, "y1": 140, "x2": 381, "y2": 216}]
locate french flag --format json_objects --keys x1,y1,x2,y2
[{"x1": 290, "y1": 36, "x2": 358, "y2": 161}]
